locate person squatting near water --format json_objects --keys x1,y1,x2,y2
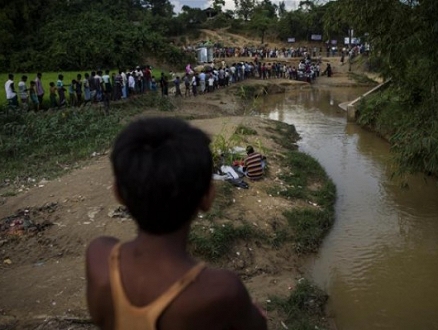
[
  {"x1": 86, "y1": 117, "x2": 268, "y2": 330},
  {"x1": 236, "y1": 145, "x2": 266, "y2": 181}
]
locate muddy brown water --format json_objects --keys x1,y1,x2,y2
[{"x1": 260, "y1": 88, "x2": 438, "y2": 330}]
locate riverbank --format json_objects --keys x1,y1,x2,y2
[{"x1": 0, "y1": 75, "x2": 361, "y2": 329}]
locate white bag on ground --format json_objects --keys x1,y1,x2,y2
[{"x1": 220, "y1": 165, "x2": 240, "y2": 179}]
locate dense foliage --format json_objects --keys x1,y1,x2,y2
[
  {"x1": 0, "y1": 0, "x2": 193, "y2": 71},
  {"x1": 1, "y1": 0, "x2": 342, "y2": 73},
  {"x1": 329, "y1": 0, "x2": 438, "y2": 175}
]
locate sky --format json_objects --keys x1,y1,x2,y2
[{"x1": 171, "y1": 0, "x2": 305, "y2": 13}]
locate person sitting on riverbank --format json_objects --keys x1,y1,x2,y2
[
  {"x1": 243, "y1": 145, "x2": 266, "y2": 181},
  {"x1": 86, "y1": 117, "x2": 267, "y2": 330}
]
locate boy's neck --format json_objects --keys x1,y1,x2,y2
[{"x1": 132, "y1": 226, "x2": 192, "y2": 261}]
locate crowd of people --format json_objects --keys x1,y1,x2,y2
[
  {"x1": 4, "y1": 51, "x2": 338, "y2": 112},
  {"x1": 182, "y1": 54, "x2": 330, "y2": 97},
  {"x1": 3, "y1": 66, "x2": 171, "y2": 111},
  {"x1": 183, "y1": 43, "x2": 366, "y2": 60}
]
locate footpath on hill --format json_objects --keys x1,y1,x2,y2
[{"x1": 0, "y1": 54, "x2": 377, "y2": 330}]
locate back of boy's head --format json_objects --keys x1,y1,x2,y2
[{"x1": 111, "y1": 117, "x2": 213, "y2": 235}]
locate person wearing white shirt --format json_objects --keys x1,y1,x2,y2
[
  {"x1": 18, "y1": 75, "x2": 29, "y2": 109},
  {"x1": 5, "y1": 74, "x2": 18, "y2": 107},
  {"x1": 121, "y1": 71, "x2": 127, "y2": 99},
  {"x1": 199, "y1": 71, "x2": 206, "y2": 94},
  {"x1": 191, "y1": 75, "x2": 197, "y2": 96},
  {"x1": 128, "y1": 73, "x2": 135, "y2": 95}
]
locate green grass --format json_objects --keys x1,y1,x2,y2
[
  {"x1": 284, "y1": 208, "x2": 334, "y2": 254},
  {"x1": 189, "y1": 222, "x2": 261, "y2": 262},
  {"x1": 348, "y1": 72, "x2": 378, "y2": 85},
  {"x1": 204, "y1": 182, "x2": 234, "y2": 220},
  {"x1": 269, "y1": 279, "x2": 329, "y2": 330},
  {"x1": 266, "y1": 121, "x2": 300, "y2": 151},
  {"x1": 268, "y1": 150, "x2": 336, "y2": 254},
  {"x1": 278, "y1": 151, "x2": 336, "y2": 206},
  {"x1": 0, "y1": 93, "x2": 173, "y2": 185}
]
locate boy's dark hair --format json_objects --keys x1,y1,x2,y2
[
  {"x1": 246, "y1": 145, "x2": 254, "y2": 154},
  {"x1": 111, "y1": 117, "x2": 213, "y2": 235}
]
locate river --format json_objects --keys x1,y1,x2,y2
[{"x1": 260, "y1": 87, "x2": 438, "y2": 330}]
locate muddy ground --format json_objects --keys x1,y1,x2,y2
[{"x1": 0, "y1": 52, "x2": 376, "y2": 330}]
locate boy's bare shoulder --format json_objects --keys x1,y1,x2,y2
[
  {"x1": 173, "y1": 267, "x2": 267, "y2": 329},
  {"x1": 200, "y1": 267, "x2": 246, "y2": 292},
  {"x1": 193, "y1": 267, "x2": 251, "y2": 306},
  {"x1": 86, "y1": 236, "x2": 119, "y2": 259},
  {"x1": 86, "y1": 236, "x2": 119, "y2": 284}
]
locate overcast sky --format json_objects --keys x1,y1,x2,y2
[{"x1": 171, "y1": 0, "x2": 305, "y2": 13}]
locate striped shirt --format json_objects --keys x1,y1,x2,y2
[{"x1": 244, "y1": 152, "x2": 264, "y2": 180}]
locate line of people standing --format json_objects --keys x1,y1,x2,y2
[
  {"x1": 4, "y1": 73, "x2": 44, "y2": 111},
  {"x1": 4, "y1": 66, "x2": 157, "y2": 112}
]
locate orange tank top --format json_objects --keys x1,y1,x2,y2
[{"x1": 109, "y1": 243, "x2": 205, "y2": 330}]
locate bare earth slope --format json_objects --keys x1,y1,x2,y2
[{"x1": 0, "y1": 115, "x2": 305, "y2": 329}]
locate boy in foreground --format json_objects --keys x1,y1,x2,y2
[{"x1": 86, "y1": 117, "x2": 267, "y2": 330}]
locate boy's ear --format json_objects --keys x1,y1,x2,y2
[
  {"x1": 199, "y1": 182, "x2": 216, "y2": 212},
  {"x1": 113, "y1": 181, "x2": 125, "y2": 205}
]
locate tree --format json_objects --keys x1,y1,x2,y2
[
  {"x1": 259, "y1": 0, "x2": 278, "y2": 18},
  {"x1": 212, "y1": 0, "x2": 225, "y2": 12},
  {"x1": 298, "y1": 0, "x2": 315, "y2": 12},
  {"x1": 250, "y1": 8, "x2": 273, "y2": 44},
  {"x1": 234, "y1": 0, "x2": 255, "y2": 20},
  {"x1": 278, "y1": 1, "x2": 287, "y2": 18},
  {"x1": 277, "y1": 9, "x2": 307, "y2": 41},
  {"x1": 145, "y1": 0, "x2": 174, "y2": 17}
]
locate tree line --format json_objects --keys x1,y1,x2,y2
[{"x1": 0, "y1": 0, "x2": 349, "y2": 73}]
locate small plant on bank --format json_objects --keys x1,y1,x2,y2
[
  {"x1": 235, "y1": 124, "x2": 258, "y2": 136},
  {"x1": 210, "y1": 132, "x2": 243, "y2": 167},
  {"x1": 268, "y1": 227, "x2": 290, "y2": 249},
  {"x1": 269, "y1": 279, "x2": 329, "y2": 330}
]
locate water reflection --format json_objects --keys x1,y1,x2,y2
[{"x1": 259, "y1": 88, "x2": 438, "y2": 330}]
